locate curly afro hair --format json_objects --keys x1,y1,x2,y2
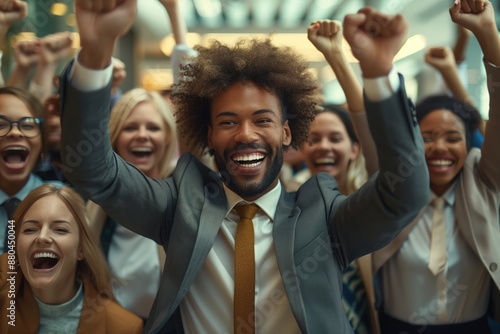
[{"x1": 170, "y1": 37, "x2": 318, "y2": 152}]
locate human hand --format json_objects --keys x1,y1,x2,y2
[
  {"x1": 449, "y1": 0, "x2": 495, "y2": 35},
  {"x1": 14, "y1": 39, "x2": 40, "y2": 69},
  {"x1": 111, "y1": 57, "x2": 126, "y2": 95},
  {"x1": 343, "y1": 7, "x2": 407, "y2": 78},
  {"x1": 425, "y1": 46, "x2": 456, "y2": 72},
  {"x1": 0, "y1": 0, "x2": 27, "y2": 29},
  {"x1": 307, "y1": 20, "x2": 344, "y2": 56},
  {"x1": 450, "y1": 0, "x2": 499, "y2": 65},
  {"x1": 75, "y1": 0, "x2": 137, "y2": 69},
  {"x1": 39, "y1": 32, "x2": 74, "y2": 66}
]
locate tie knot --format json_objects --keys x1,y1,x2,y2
[
  {"x1": 235, "y1": 203, "x2": 259, "y2": 221},
  {"x1": 431, "y1": 197, "x2": 445, "y2": 210}
]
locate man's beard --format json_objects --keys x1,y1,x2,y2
[{"x1": 213, "y1": 143, "x2": 284, "y2": 199}]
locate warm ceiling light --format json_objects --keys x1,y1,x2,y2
[
  {"x1": 160, "y1": 33, "x2": 201, "y2": 57},
  {"x1": 160, "y1": 36, "x2": 175, "y2": 57},
  {"x1": 51, "y1": 2, "x2": 68, "y2": 16},
  {"x1": 10, "y1": 32, "x2": 36, "y2": 47},
  {"x1": 394, "y1": 34, "x2": 427, "y2": 61},
  {"x1": 71, "y1": 32, "x2": 80, "y2": 49},
  {"x1": 66, "y1": 13, "x2": 76, "y2": 26},
  {"x1": 142, "y1": 69, "x2": 173, "y2": 91}
]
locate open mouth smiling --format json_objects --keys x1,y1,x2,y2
[
  {"x1": 314, "y1": 157, "x2": 336, "y2": 166},
  {"x1": 31, "y1": 251, "x2": 60, "y2": 270},
  {"x1": 232, "y1": 152, "x2": 265, "y2": 168},
  {"x1": 1, "y1": 146, "x2": 29, "y2": 168},
  {"x1": 130, "y1": 147, "x2": 153, "y2": 158}
]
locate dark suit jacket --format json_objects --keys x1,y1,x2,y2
[{"x1": 59, "y1": 63, "x2": 429, "y2": 334}]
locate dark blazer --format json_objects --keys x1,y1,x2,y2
[
  {"x1": 0, "y1": 254, "x2": 143, "y2": 334},
  {"x1": 59, "y1": 63, "x2": 429, "y2": 334}
]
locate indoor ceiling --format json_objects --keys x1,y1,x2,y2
[
  {"x1": 11, "y1": 0, "x2": 499, "y2": 107},
  {"x1": 137, "y1": 0, "x2": 464, "y2": 47}
]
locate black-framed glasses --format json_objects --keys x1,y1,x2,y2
[{"x1": 0, "y1": 115, "x2": 43, "y2": 138}]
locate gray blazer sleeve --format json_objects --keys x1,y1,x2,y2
[
  {"x1": 59, "y1": 62, "x2": 176, "y2": 244},
  {"x1": 329, "y1": 74, "x2": 429, "y2": 266}
]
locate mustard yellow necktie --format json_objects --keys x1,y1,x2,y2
[
  {"x1": 428, "y1": 197, "x2": 446, "y2": 276},
  {"x1": 234, "y1": 204, "x2": 259, "y2": 334}
]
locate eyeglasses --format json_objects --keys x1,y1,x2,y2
[{"x1": 0, "y1": 115, "x2": 43, "y2": 138}]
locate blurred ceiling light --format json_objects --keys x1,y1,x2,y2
[
  {"x1": 160, "y1": 33, "x2": 201, "y2": 57},
  {"x1": 193, "y1": 0, "x2": 223, "y2": 27},
  {"x1": 142, "y1": 69, "x2": 173, "y2": 91},
  {"x1": 200, "y1": 32, "x2": 426, "y2": 64},
  {"x1": 279, "y1": 0, "x2": 311, "y2": 28},
  {"x1": 71, "y1": 32, "x2": 80, "y2": 49},
  {"x1": 252, "y1": 0, "x2": 278, "y2": 27},
  {"x1": 10, "y1": 32, "x2": 36, "y2": 47},
  {"x1": 51, "y1": 2, "x2": 68, "y2": 16},
  {"x1": 306, "y1": 0, "x2": 341, "y2": 22},
  {"x1": 394, "y1": 34, "x2": 427, "y2": 61},
  {"x1": 224, "y1": 1, "x2": 249, "y2": 28},
  {"x1": 66, "y1": 13, "x2": 76, "y2": 27}
]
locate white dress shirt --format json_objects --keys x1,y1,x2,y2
[
  {"x1": 382, "y1": 183, "x2": 490, "y2": 324},
  {"x1": 109, "y1": 224, "x2": 161, "y2": 319},
  {"x1": 179, "y1": 181, "x2": 301, "y2": 334}
]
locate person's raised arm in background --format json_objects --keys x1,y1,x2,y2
[
  {"x1": 308, "y1": 19, "x2": 378, "y2": 176},
  {"x1": 29, "y1": 32, "x2": 73, "y2": 103},
  {"x1": 0, "y1": 0, "x2": 27, "y2": 86}
]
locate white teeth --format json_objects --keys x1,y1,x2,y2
[
  {"x1": 33, "y1": 252, "x2": 58, "y2": 259},
  {"x1": 241, "y1": 162, "x2": 261, "y2": 168},
  {"x1": 131, "y1": 147, "x2": 152, "y2": 153},
  {"x1": 233, "y1": 153, "x2": 265, "y2": 162},
  {"x1": 428, "y1": 159, "x2": 452, "y2": 166},
  {"x1": 315, "y1": 157, "x2": 336, "y2": 165},
  {"x1": 3, "y1": 146, "x2": 28, "y2": 152}
]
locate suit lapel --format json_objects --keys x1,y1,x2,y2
[
  {"x1": 273, "y1": 190, "x2": 308, "y2": 332},
  {"x1": 149, "y1": 181, "x2": 227, "y2": 333}
]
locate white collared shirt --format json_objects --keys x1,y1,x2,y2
[
  {"x1": 382, "y1": 183, "x2": 490, "y2": 324},
  {"x1": 179, "y1": 181, "x2": 301, "y2": 334}
]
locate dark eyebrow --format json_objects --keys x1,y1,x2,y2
[
  {"x1": 421, "y1": 130, "x2": 463, "y2": 135},
  {"x1": 215, "y1": 109, "x2": 277, "y2": 119}
]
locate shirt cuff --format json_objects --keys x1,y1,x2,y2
[
  {"x1": 484, "y1": 58, "x2": 500, "y2": 68},
  {"x1": 363, "y1": 67, "x2": 400, "y2": 102},
  {"x1": 70, "y1": 50, "x2": 114, "y2": 92}
]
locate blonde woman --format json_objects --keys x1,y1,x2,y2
[
  {"x1": 86, "y1": 88, "x2": 177, "y2": 321},
  {"x1": 0, "y1": 184, "x2": 142, "y2": 333}
]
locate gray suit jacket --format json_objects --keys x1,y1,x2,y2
[{"x1": 59, "y1": 64, "x2": 428, "y2": 333}]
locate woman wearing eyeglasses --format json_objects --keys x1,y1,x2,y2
[{"x1": 0, "y1": 86, "x2": 62, "y2": 254}]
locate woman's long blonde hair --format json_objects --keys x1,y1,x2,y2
[{"x1": 109, "y1": 88, "x2": 177, "y2": 178}]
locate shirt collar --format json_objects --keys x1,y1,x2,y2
[
  {"x1": 0, "y1": 174, "x2": 37, "y2": 203},
  {"x1": 223, "y1": 181, "x2": 282, "y2": 221},
  {"x1": 430, "y1": 180, "x2": 457, "y2": 207}
]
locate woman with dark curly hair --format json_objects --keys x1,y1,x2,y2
[{"x1": 59, "y1": 1, "x2": 429, "y2": 333}]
